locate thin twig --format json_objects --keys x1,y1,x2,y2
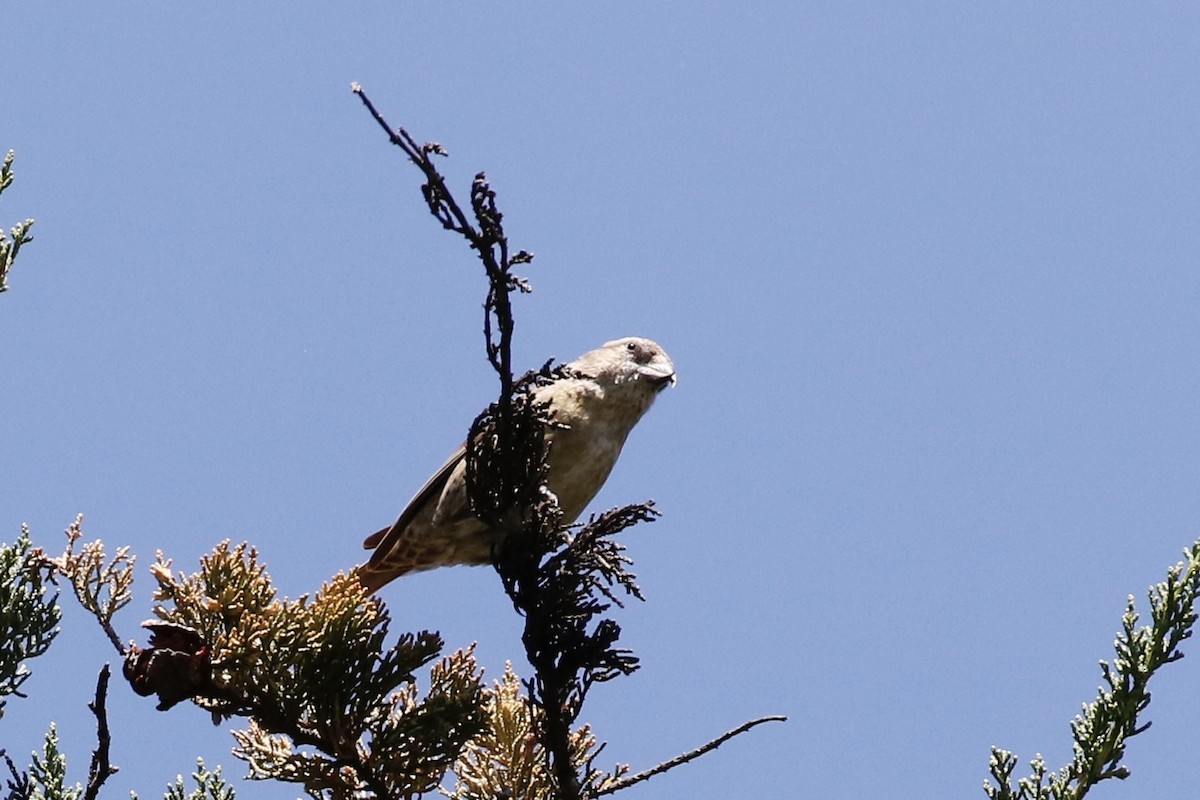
[
  {"x1": 351, "y1": 82, "x2": 517, "y2": 399},
  {"x1": 83, "y1": 664, "x2": 118, "y2": 800},
  {"x1": 350, "y1": 83, "x2": 491, "y2": 271},
  {"x1": 97, "y1": 618, "x2": 124, "y2": 656},
  {"x1": 594, "y1": 715, "x2": 788, "y2": 797},
  {"x1": 351, "y1": 88, "x2": 788, "y2": 800},
  {"x1": 352, "y1": 86, "x2": 565, "y2": 794}
]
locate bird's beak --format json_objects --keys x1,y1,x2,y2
[
  {"x1": 649, "y1": 373, "x2": 676, "y2": 391},
  {"x1": 642, "y1": 359, "x2": 677, "y2": 391}
]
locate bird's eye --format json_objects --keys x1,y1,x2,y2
[{"x1": 626, "y1": 341, "x2": 637, "y2": 351}]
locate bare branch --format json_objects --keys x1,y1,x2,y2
[
  {"x1": 83, "y1": 665, "x2": 118, "y2": 800},
  {"x1": 351, "y1": 82, "x2": 528, "y2": 403},
  {"x1": 42, "y1": 515, "x2": 133, "y2": 656},
  {"x1": 350, "y1": 83, "x2": 478, "y2": 246},
  {"x1": 595, "y1": 716, "x2": 788, "y2": 796},
  {"x1": 352, "y1": 90, "x2": 784, "y2": 799}
]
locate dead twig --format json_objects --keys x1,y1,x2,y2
[
  {"x1": 596, "y1": 715, "x2": 788, "y2": 796},
  {"x1": 83, "y1": 664, "x2": 118, "y2": 800}
]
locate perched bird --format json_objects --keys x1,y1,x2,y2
[{"x1": 357, "y1": 337, "x2": 676, "y2": 592}]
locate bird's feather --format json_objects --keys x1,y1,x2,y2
[
  {"x1": 363, "y1": 442, "x2": 466, "y2": 552},
  {"x1": 355, "y1": 337, "x2": 674, "y2": 591}
]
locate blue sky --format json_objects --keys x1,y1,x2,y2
[{"x1": 4, "y1": 3, "x2": 1200, "y2": 798}]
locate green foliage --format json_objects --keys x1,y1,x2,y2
[
  {"x1": 0, "y1": 149, "x2": 35, "y2": 293},
  {"x1": 983, "y1": 539, "x2": 1200, "y2": 800},
  {"x1": 139, "y1": 542, "x2": 487, "y2": 799},
  {"x1": 160, "y1": 759, "x2": 235, "y2": 800},
  {"x1": 0, "y1": 526, "x2": 61, "y2": 717},
  {"x1": 28, "y1": 724, "x2": 82, "y2": 800}
]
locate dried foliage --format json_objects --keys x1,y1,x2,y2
[
  {"x1": 444, "y1": 664, "x2": 628, "y2": 800},
  {"x1": 44, "y1": 515, "x2": 134, "y2": 654},
  {"x1": 464, "y1": 363, "x2": 571, "y2": 538},
  {"x1": 0, "y1": 525, "x2": 61, "y2": 717},
  {"x1": 8, "y1": 86, "x2": 1199, "y2": 800},
  {"x1": 984, "y1": 540, "x2": 1200, "y2": 800},
  {"x1": 489, "y1": 500, "x2": 657, "y2": 799},
  {"x1": 351, "y1": 82, "x2": 531, "y2": 407},
  {"x1": 354, "y1": 86, "x2": 654, "y2": 799},
  {"x1": 353, "y1": 84, "x2": 784, "y2": 798},
  {"x1": 0, "y1": 149, "x2": 35, "y2": 293},
  {"x1": 1, "y1": 524, "x2": 120, "y2": 800},
  {"x1": 128, "y1": 542, "x2": 486, "y2": 799}
]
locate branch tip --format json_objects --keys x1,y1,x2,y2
[{"x1": 596, "y1": 715, "x2": 788, "y2": 796}]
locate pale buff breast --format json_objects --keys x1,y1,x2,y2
[
  {"x1": 544, "y1": 422, "x2": 628, "y2": 521},
  {"x1": 536, "y1": 376, "x2": 656, "y2": 522}
]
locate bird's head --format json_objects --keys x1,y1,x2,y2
[{"x1": 573, "y1": 337, "x2": 677, "y2": 393}]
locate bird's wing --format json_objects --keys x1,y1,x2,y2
[{"x1": 363, "y1": 443, "x2": 467, "y2": 551}]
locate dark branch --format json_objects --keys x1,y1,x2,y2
[
  {"x1": 0, "y1": 748, "x2": 32, "y2": 800},
  {"x1": 351, "y1": 82, "x2": 529, "y2": 404},
  {"x1": 97, "y1": 618, "x2": 124, "y2": 657},
  {"x1": 595, "y1": 716, "x2": 788, "y2": 796},
  {"x1": 352, "y1": 88, "x2": 783, "y2": 799},
  {"x1": 491, "y1": 499, "x2": 662, "y2": 800},
  {"x1": 83, "y1": 665, "x2": 118, "y2": 800},
  {"x1": 351, "y1": 85, "x2": 619, "y2": 800}
]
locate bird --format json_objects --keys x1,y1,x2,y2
[{"x1": 356, "y1": 337, "x2": 676, "y2": 592}]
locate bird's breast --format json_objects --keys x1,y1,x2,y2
[{"x1": 544, "y1": 423, "x2": 626, "y2": 522}]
